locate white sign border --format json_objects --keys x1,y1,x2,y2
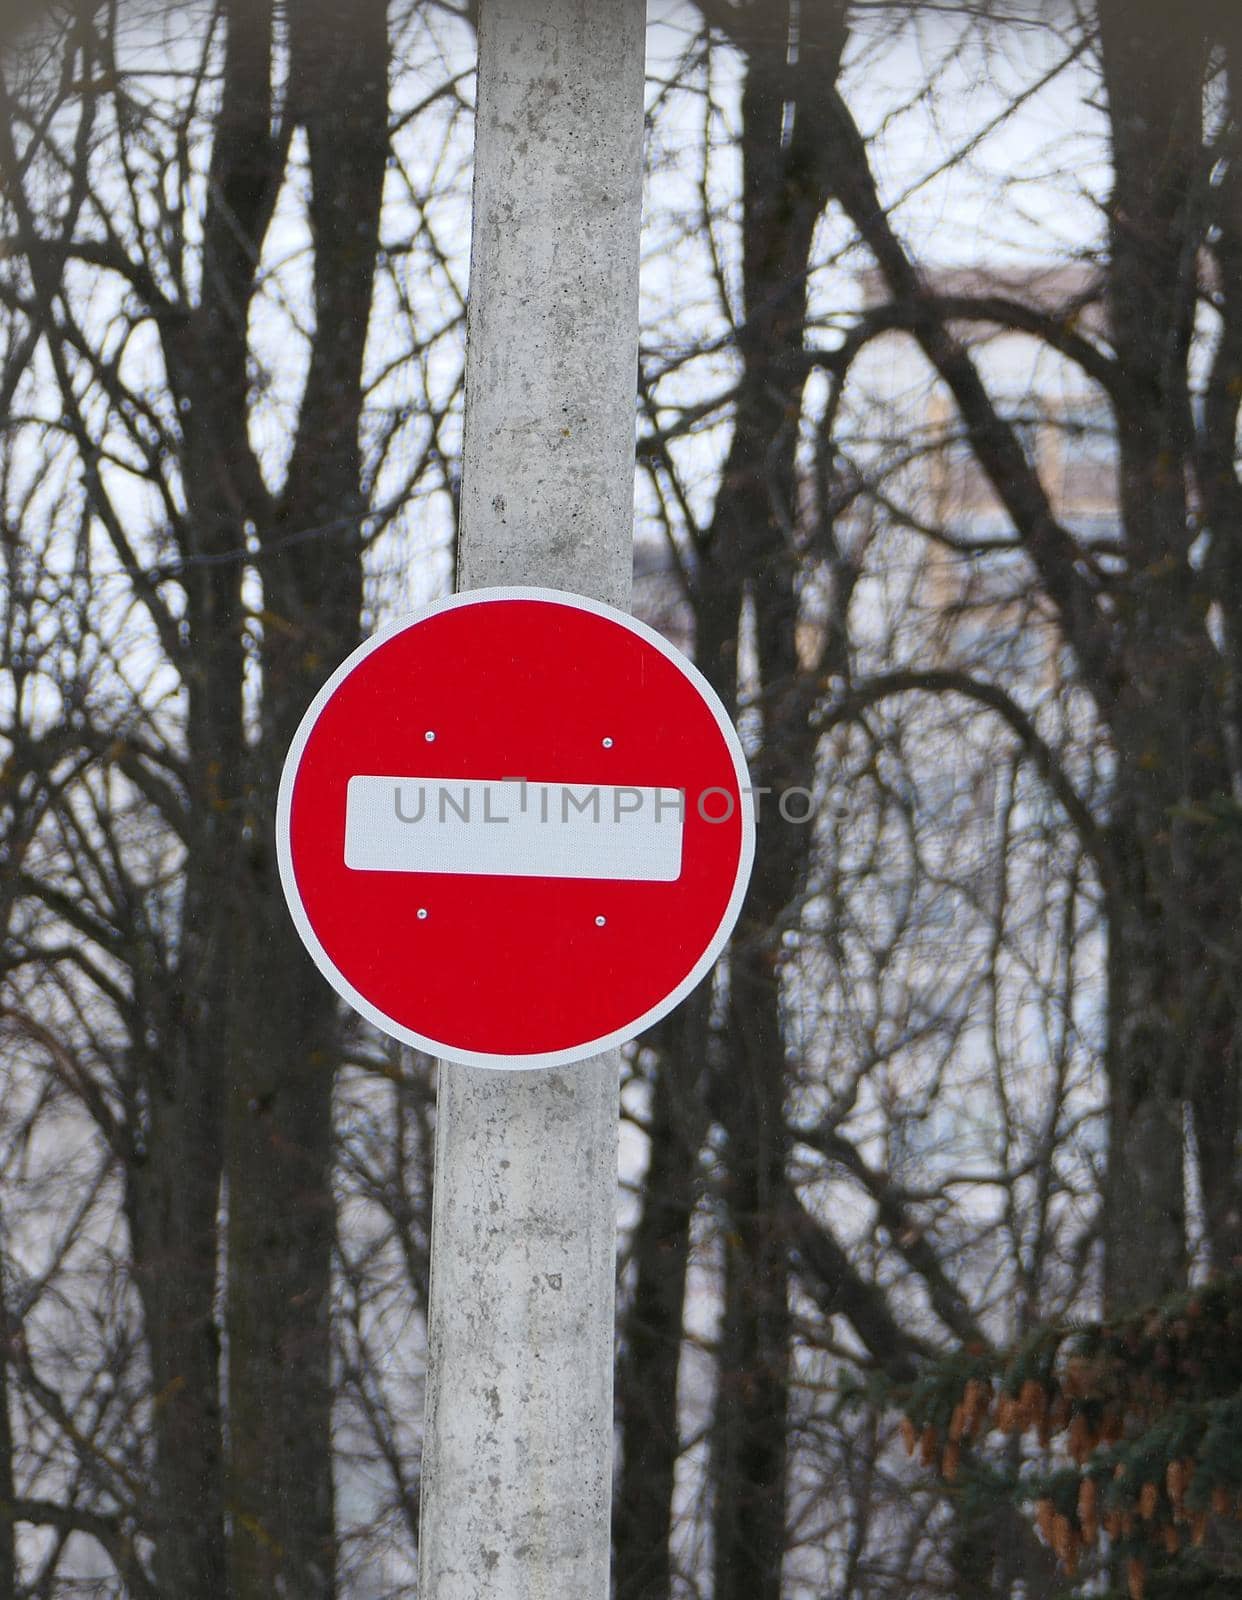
[{"x1": 276, "y1": 585, "x2": 757, "y2": 1070}]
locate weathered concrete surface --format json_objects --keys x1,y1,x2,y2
[
  {"x1": 454, "y1": 0, "x2": 645, "y2": 610},
  {"x1": 417, "y1": 2, "x2": 646, "y2": 1596}
]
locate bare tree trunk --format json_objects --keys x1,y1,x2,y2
[
  {"x1": 141, "y1": 5, "x2": 276, "y2": 1593},
  {"x1": 683, "y1": 11, "x2": 848, "y2": 1598},
  {"x1": 1195, "y1": 21, "x2": 1242, "y2": 1277},
  {"x1": 1096, "y1": 0, "x2": 1239, "y2": 1308},
  {"x1": 223, "y1": 2, "x2": 387, "y2": 1594},
  {"x1": 0, "y1": 1238, "x2": 16, "y2": 1594},
  {"x1": 127, "y1": 1028, "x2": 228, "y2": 1600},
  {"x1": 615, "y1": 997, "x2": 711, "y2": 1600},
  {"x1": 708, "y1": 991, "x2": 792, "y2": 1600}
]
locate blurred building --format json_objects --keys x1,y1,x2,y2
[{"x1": 865, "y1": 263, "x2": 1117, "y2": 687}]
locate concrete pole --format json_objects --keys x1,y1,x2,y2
[{"x1": 416, "y1": 3, "x2": 646, "y2": 1598}]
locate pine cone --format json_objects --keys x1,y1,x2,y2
[{"x1": 1077, "y1": 1475, "x2": 1098, "y2": 1543}]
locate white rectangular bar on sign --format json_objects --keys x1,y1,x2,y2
[{"x1": 344, "y1": 776, "x2": 684, "y2": 881}]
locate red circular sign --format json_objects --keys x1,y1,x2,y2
[{"x1": 277, "y1": 588, "x2": 754, "y2": 1067}]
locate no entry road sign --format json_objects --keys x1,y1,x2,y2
[{"x1": 276, "y1": 587, "x2": 755, "y2": 1068}]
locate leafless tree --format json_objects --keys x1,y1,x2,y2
[
  {"x1": 0, "y1": 2, "x2": 469, "y2": 1591},
  {"x1": 3, "y1": 2, "x2": 1235, "y2": 1599},
  {"x1": 616, "y1": 2, "x2": 1242, "y2": 1597}
]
